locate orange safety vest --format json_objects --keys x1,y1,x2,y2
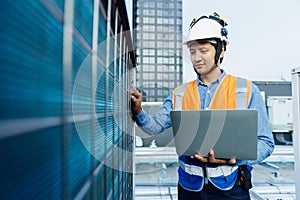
[
  {"x1": 173, "y1": 74, "x2": 252, "y2": 191},
  {"x1": 173, "y1": 74, "x2": 251, "y2": 110}
]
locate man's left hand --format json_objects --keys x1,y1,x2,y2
[{"x1": 191, "y1": 150, "x2": 236, "y2": 165}]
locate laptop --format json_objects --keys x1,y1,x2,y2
[{"x1": 170, "y1": 109, "x2": 258, "y2": 160}]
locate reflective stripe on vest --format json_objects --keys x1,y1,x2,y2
[
  {"x1": 207, "y1": 165, "x2": 238, "y2": 177},
  {"x1": 207, "y1": 165, "x2": 239, "y2": 191},
  {"x1": 236, "y1": 77, "x2": 250, "y2": 109},
  {"x1": 179, "y1": 160, "x2": 238, "y2": 178},
  {"x1": 174, "y1": 83, "x2": 188, "y2": 110},
  {"x1": 179, "y1": 159, "x2": 203, "y2": 176}
]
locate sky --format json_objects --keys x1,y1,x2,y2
[
  {"x1": 182, "y1": 0, "x2": 300, "y2": 82},
  {"x1": 126, "y1": 0, "x2": 300, "y2": 82}
]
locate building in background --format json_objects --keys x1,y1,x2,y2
[
  {"x1": 0, "y1": 0, "x2": 135, "y2": 199},
  {"x1": 133, "y1": 0, "x2": 183, "y2": 102}
]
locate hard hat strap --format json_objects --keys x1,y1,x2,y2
[{"x1": 214, "y1": 40, "x2": 224, "y2": 66}]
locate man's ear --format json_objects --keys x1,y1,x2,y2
[{"x1": 220, "y1": 46, "x2": 225, "y2": 59}]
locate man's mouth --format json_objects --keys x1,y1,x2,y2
[{"x1": 194, "y1": 64, "x2": 205, "y2": 69}]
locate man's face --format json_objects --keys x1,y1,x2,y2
[{"x1": 189, "y1": 42, "x2": 217, "y2": 76}]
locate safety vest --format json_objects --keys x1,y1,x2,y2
[{"x1": 173, "y1": 74, "x2": 251, "y2": 191}]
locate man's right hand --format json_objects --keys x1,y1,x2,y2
[{"x1": 130, "y1": 87, "x2": 142, "y2": 115}]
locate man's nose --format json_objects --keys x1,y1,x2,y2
[{"x1": 195, "y1": 52, "x2": 203, "y2": 62}]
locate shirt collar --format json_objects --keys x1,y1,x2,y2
[{"x1": 197, "y1": 69, "x2": 227, "y2": 86}]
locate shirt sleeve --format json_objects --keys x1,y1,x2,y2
[
  {"x1": 236, "y1": 83, "x2": 275, "y2": 165},
  {"x1": 132, "y1": 93, "x2": 173, "y2": 135}
]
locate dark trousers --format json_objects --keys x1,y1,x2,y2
[{"x1": 178, "y1": 181, "x2": 250, "y2": 200}]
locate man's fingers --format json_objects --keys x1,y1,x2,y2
[
  {"x1": 190, "y1": 151, "x2": 236, "y2": 165},
  {"x1": 228, "y1": 158, "x2": 236, "y2": 165},
  {"x1": 208, "y1": 150, "x2": 214, "y2": 159},
  {"x1": 130, "y1": 88, "x2": 141, "y2": 98},
  {"x1": 193, "y1": 154, "x2": 208, "y2": 162},
  {"x1": 207, "y1": 150, "x2": 236, "y2": 165},
  {"x1": 130, "y1": 94, "x2": 138, "y2": 102},
  {"x1": 130, "y1": 88, "x2": 140, "y2": 100},
  {"x1": 130, "y1": 87, "x2": 142, "y2": 115}
]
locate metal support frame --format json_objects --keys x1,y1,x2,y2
[
  {"x1": 259, "y1": 162, "x2": 280, "y2": 178},
  {"x1": 62, "y1": 0, "x2": 74, "y2": 198},
  {"x1": 292, "y1": 67, "x2": 300, "y2": 200}
]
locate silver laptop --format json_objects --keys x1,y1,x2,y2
[{"x1": 170, "y1": 109, "x2": 257, "y2": 160}]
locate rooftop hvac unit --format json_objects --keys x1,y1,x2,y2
[{"x1": 267, "y1": 96, "x2": 293, "y2": 131}]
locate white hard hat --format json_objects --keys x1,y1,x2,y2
[{"x1": 183, "y1": 13, "x2": 229, "y2": 46}]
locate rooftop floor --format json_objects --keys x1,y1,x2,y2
[{"x1": 134, "y1": 145, "x2": 296, "y2": 200}]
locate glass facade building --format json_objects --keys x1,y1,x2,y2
[
  {"x1": 133, "y1": 0, "x2": 183, "y2": 102},
  {"x1": 0, "y1": 0, "x2": 135, "y2": 199}
]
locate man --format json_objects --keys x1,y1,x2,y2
[{"x1": 131, "y1": 12, "x2": 274, "y2": 199}]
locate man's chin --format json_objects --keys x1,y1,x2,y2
[{"x1": 193, "y1": 67, "x2": 206, "y2": 76}]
